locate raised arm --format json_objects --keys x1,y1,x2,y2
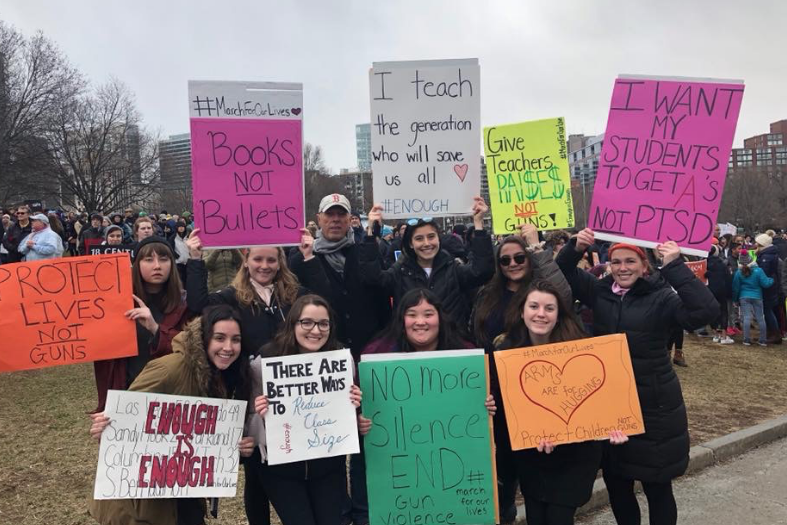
[{"x1": 555, "y1": 229, "x2": 599, "y2": 308}]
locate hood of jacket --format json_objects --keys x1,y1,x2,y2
[{"x1": 170, "y1": 317, "x2": 221, "y2": 397}]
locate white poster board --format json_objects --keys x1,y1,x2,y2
[
  {"x1": 369, "y1": 59, "x2": 481, "y2": 218},
  {"x1": 261, "y1": 348, "x2": 359, "y2": 465},
  {"x1": 94, "y1": 390, "x2": 246, "y2": 500}
]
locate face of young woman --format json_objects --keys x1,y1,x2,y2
[
  {"x1": 207, "y1": 320, "x2": 242, "y2": 370},
  {"x1": 522, "y1": 291, "x2": 558, "y2": 339},
  {"x1": 404, "y1": 298, "x2": 440, "y2": 350},
  {"x1": 136, "y1": 222, "x2": 154, "y2": 240},
  {"x1": 295, "y1": 304, "x2": 331, "y2": 352},
  {"x1": 138, "y1": 251, "x2": 172, "y2": 286},
  {"x1": 410, "y1": 225, "x2": 440, "y2": 265},
  {"x1": 246, "y1": 247, "x2": 280, "y2": 286},
  {"x1": 107, "y1": 230, "x2": 123, "y2": 245},
  {"x1": 499, "y1": 243, "x2": 530, "y2": 283},
  {"x1": 609, "y1": 249, "x2": 646, "y2": 289}
]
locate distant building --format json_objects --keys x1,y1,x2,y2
[
  {"x1": 159, "y1": 133, "x2": 192, "y2": 197},
  {"x1": 729, "y1": 120, "x2": 787, "y2": 170},
  {"x1": 337, "y1": 170, "x2": 372, "y2": 212},
  {"x1": 356, "y1": 123, "x2": 372, "y2": 172},
  {"x1": 568, "y1": 133, "x2": 604, "y2": 187}
]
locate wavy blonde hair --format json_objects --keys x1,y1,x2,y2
[{"x1": 231, "y1": 247, "x2": 300, "y2": 308}]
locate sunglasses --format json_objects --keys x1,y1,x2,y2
[
  {"x1": 16, "y1": 212, "x2": 28, "y2": 215},
  {"x1": 499, "y1": 253, "x2": 527, "y2": 266},
  {"x1": 406, "y1": 217, "x2": 434, "y2": 226}
]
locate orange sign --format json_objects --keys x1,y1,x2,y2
[
  {"x1": 494, "y1": 334, "x2": 644, "y2": 450},
  {"x1": 685, "y1": 260, "x2": 707, "y2": 284},
  {"x1": 0, "y1": 254, "x2": 137, "y2": 372}
]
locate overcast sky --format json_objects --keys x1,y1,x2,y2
[{"x1": 5, "y1": 1, "x2": 785, "y2": 172}]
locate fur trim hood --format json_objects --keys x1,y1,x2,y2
[{"x1": 170, "y1": 317, "x2": 226, "y2": 398}]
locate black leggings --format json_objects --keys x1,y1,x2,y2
[
  {"x1": 523, "y1": 497, "x2": 576, "y2": 525},
  {"x1": 666, "y1": 327, "x2": 683, "y2": 351},
  {"x1": 603, "y1": 472, "x2": 677, "y2": 525},
  {"x1": 260, "y1": 464, "x2": 345, "y2": 525}
]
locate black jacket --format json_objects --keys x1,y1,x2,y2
[
  {"x1": 2, "y1": 221, "x2": 32, "y2": 263},
  {"x1": 359, "y1": 230, "x2": 495, "y2": 330},
  {"x1": 756, "y1": 245, "x2": 780, "y2": 304},
  {"x1": 289, "y1": 244, "x2": 391, "y2": 361},
  {"x1": 557, "y1": 239, "x2": 719, "y2": 482},
  {"x1": 706, "y1": 254, "x2": 729, "y2": 302}
]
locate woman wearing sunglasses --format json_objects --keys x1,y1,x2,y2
[
  {"x1": 359, "y1": 196, "x2": 495, "y2": 330},
  {"x1": 471, "y1": 223, "x2": 572, "y2": 523}
]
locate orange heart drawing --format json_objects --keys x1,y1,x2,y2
[
  {"x1": 519, "y1": 354, "x2": 606, "y2": 425},
  {"x1": 453, "y1": 164, "x2": 468, "y2": 182}
]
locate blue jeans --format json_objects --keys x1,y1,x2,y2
[{"x1": 740, "y1": 298, "x2": 767, "y2": 344}]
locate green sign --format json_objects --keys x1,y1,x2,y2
[{"x1": 359, "y1": 350, "x2": 497, "y2": 525}]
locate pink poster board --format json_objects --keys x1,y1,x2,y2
[
  {"x1": 188, "y1": 81, "x2": 304, "y2": 247},
  {"x1": 588, "y1": 75, "x2": 744, "y2": 256}
]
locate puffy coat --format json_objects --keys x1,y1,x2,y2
[
  {"x1": 705, "y1": 254, "x2": 729, "y2": 302},
  {"x1": 89, "y1": 319, "x2": 231, "y2": 525},
  {"x1": 732, "y1": 266, "x2": 773, "y2": 301},
  {"x1": 2, "y1": 220, "x2": 32, "y2": 263},
  {"x1": 204, "y1": 249, "x2": 243, "y2": 292},
  {"x1": 556, "y1": 239, "x2": 719, "y2": 482},
  {"x1": 359, "y1": 230, "x2": 494, "y2": 330},
  {"x1": 756, "y1": 245, "x2": 780, "y2": 305}
]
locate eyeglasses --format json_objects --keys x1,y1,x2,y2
[
  {"x1": 407, "y1": 217, "x2": 434, "y2": 226},
  {"x1": 499, "y1": 253, "x2": 527, "y2": 266},
  {"x1": 297, "y1": 319, "x2": 331, "y2": 332},
  {"x1": 16, "y1": 212, "x2": 27, "y2": 216}
]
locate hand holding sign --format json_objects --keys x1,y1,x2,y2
[
  {"x1": 255, "y1": 395, "x2": 269, "y2": 417},
  {"x1": 350, "y1": 385, "x2": 362, "y2": 407},
  {"x1": 125, "y1": 295, "x2": 159, "y2": 335},
  {"x1": 89, "y1": 412, "x2": 111, "y2": 441},
  {"x1": 238, "y1": 436, "x2": 255, "y2": 458},
  {"x1": 520, "y1": 223, "x2": 540, "y2": 246},
  {"x1": 366, "y1": 203, "x2": 384, "y2": 236},
  {"x1": 186, "y1": 228, "x2": 203, "y2": 260},
  {"x1": 575, "y1": 228, "x2": 595, "y2": 252},
  {"x1": 472, "y1": 196, "x2": 488, "y2": 229},
  {"x1": 299, "y1": 228, "x2": 315, "y2": 261},
  {"x1": 656, "y1": 241, "x2": 681, "y2": 266}
]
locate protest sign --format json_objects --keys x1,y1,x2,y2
[
  {"x1": 718, "y1": 222, "x2": 737, "y2": 237},
  {"x1": 262, "y1": 349, "x2": 359, "y2": 465},
  {"x1": 0, "y1": 253, "x2": 137, "y2": 372},
  {"x1": 495, "y1": 334, "x2": 643, "y2": 450},
  {"x1": 484, "y1": 118, "x2": 574, "y2": 234},
  {"x1": 189, "y1": 80, "x2": 304, "y2": 247},
  {"x1": 686, "y1": 260, "x2": 708, "y2": 284},
  {"x1": 359, "y1": 350, "x2": 498, "y2": 525},
  {"x1": 94, "y1": 390, "x2": 246, "y2": 499},
  {"x1": 89, "y1": 244, "x2": 136, "y2": 258},
  {"x1": 369, "y1": 59, "x2": 481, "y2": 218},
  {"x1": 588, "y1": 75, "x2": 744, "y2": 256}
]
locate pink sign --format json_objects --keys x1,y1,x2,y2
[{"x1": 588, "y1": 76, "x2": 744, "y2": 256}]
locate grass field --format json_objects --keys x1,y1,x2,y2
[{"x1": 1, "y1": 334, "x2": 785, "y2": 524}]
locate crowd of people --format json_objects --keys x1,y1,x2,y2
[{"x1": 7, "y1": 193, "x2": 782, "y2": 525}]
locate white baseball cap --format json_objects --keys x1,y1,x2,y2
[{"x1": 318, "y1": 194, "x2": 352, "y2": 213}]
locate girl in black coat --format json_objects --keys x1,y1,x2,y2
[
  {"x1": 556, "y1": 229, "x2": 719, "y2": 525},
  {"x1": 495, "y1": 280, "x2": 628, "y2": 525}
]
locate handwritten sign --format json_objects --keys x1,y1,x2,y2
[
  {"x1": 369, "y1": 59, "x2": 481, "y2": 218},
  {"x1": 0, "y1": 254, "x2": 137, "y2": 372},
  {"x1": 588, "y1": 75, "x2": 744, "y2": 256},
  {"x1": 484, "y1": 118, "x2": 574, "y2": 234},
  {"x1": 686, "y1": 260, "x2": 708, "y2": 284},
  {"x1": 261, "y1": 349, "x2": 359, "y2": 465},
  {"x1": 94, "y1": 390, "x2": 246, "y2": 499},
  {"x1": 189, "y1": 80, "x2": 304, "y2": 247},
  {"x1": 359, "y1": 350, "x2": 498, "y2": 525},
  {"x1": 495, "y1": 334, "x2": 644, "y2": 450}
]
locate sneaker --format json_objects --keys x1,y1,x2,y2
[
  {"x1": 712, "y1": 336, "x2": 720, "y2": 343},
  {"x1": 719, "y1": 336, "x2": 734, "y2": 345},
  {"x1": 726, "y1": 327, "x2": 737, "y2": 336},
  {"x1": 743, "y1": 341, "x2": 752, "y2": 346},
  {"x1": 758, "y1": 342, "x2": 767, "y2": 347}
]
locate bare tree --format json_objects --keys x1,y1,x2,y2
[
  {"x1": 719, "y1": 168, "x2": 784, "y2": 231},
  {"x1": 303, "y1": 142, "x2": 329, "y2": 175}
]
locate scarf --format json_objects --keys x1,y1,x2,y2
[
  {"x1": 250, "y1": 279, "x2": 275, "y2": 306},
  {"x1": 313, "y1": 228, "x2": 355, "y2": 275}
]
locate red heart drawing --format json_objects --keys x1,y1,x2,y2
[
  {"x1": 292, "y1": 108, "x2": 302, "y2": 116},
  {"x1": 453, "y1": 164, "x2": 468, "y2": 182},
  {"x1": 519, "y1": 354, "x2": 606, "y2": 425}
]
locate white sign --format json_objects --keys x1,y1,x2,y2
[
  {"x1": 369, "y1": 58, "x2": 481, "y2": 218},
  {"x1": 94, "y1": 390, "x2": 246, "y2": 500},
  {"x1": 261, "y1": 349, "x2": 359, "y2": 465}
]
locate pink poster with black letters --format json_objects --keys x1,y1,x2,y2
[
  {"x1": 188, "y1": 80, "x2": 304, "y2": 247},
  {"x1": 588, "y1": 75, "x2": 744, "y2": 256}
]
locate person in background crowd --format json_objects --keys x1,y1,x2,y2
[
  {"x1": 133, "y1": 216, "x2": 156, "y2": 242},
  {"x1": 78, "y1": 213, "x2": 105, "y2": 255},
  {"x1": 47, "y1": 212, "x2": 68, "y2": 251},
  {"x1": 204, "y1": 248, "x2": 244, "y2": 292},
  {"x1": 707, "y1": 245, "x2": 734, "y2": 346},
  {"x1": 733, "y1": 251, "x2": 772, "y2": 346},
  {"x1": 558, "y1": 229, "x2": 719, "y2": 525},
  {"x1": 545, "y1": 230, "x2": 570, "y2": 259},
  {"x1": 725, "y1": 242, "x2": 743, "y2": 336},
  {"x1": 2, "y1": 204, "x2": 33, "y2": 263},
  {"x1": 377, "y1": 225, "x2": 394, "y2": 268},
  {"x1": 19, "y1": 213, "x2": 64, "y2": 261},
  {"x1": 103, "y1": 225, "x2": 124, "y2": 246},
  {"x1": 753, "y1": 233, "x2": 781, "y2": 345},
  {"x1": 350, "y1": 210, "x2": 364, "y2": 244},
  {"x1": 384, "y1": 222, "x2": 407, "y2": 265},
  {"x1": 0, "y1": 213, "x2": 10, "y2": 263},
  {"x1": 306, "y1": 220, "x2": 318, "y2": 239},
  {"x1": 111, "y1": 213, "x2": 133, "y2": 244},
  {"x1": 65, "y1": 211, "x2": 81, "y2": 256},
  {"x1": 101, "y1": 216, "x2": 111, "y2": 229}
]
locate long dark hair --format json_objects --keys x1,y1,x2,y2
[
  {"x1": 376, "y1": 288, "x2": 468, "y2": 352},
  {"x1": 401, "y1": 220, "x2": 441, "y2": 262},
  {"x1": 503, "y1": 280, "x2": 586, "y2": 348},
  {"x1": 132, "y1": 241, "x2": 183, "y2": 314},
  {"x1": 473, "y1": 236, "x2": 532, "y2": 346},
  {"x1": 201, "y1": 305, "x2": 250, "y2": 401},
  {"x1": 263, "y1": 294, "x2": 340, "y2": 357}
]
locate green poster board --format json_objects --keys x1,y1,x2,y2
[{"x1": 359, "y1": 350, "x2": 498, "y2": 525}]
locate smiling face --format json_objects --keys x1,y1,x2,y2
[
  {"x1": 522, "y1": 290, "x2": 558, "y2": 340},
  {"x1": 404, "y1": 298, "x2": 440, "y2": 350},
  {"x1": 609, "y1": 248, "x2": 646, "y2": 289},
  {"x1": 295, "y1": 304, "x2": 331, "y2": 352},
  {"x1": 245, "y1": 247, "x2": 279, "y2": 286},
  {"x1": 207, "y1": 319, "x2": 242, "y2": 370},
  {"x1": 318, "y1": 206, "x2": 351, "y2": 242},
  {"x1": 409, "y1": 224, "x2": 440, "y2": 266},
  {"x1": 499, "y1": 242, "x2": 530, "y2": 283}
]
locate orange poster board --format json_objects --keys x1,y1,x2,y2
[
  {"x1": 0, "y1": 253, "x2": 137, "y2": 372},
  {"x1": 685, "y1": 260, "x2": 707, "y2": 284},
  {"x1": 494, "y1": 334, "x2": 644, "y2": 450}
]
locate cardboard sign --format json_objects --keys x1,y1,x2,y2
[
  {"x1": 261, "y1": 349, "x2": 359, "y2": 465},
  {"x1": 369, "y1": 59, "x2": 481, "y2": 218},
  {"x1": 484, "y1": 118, "x2": 574, "y2": 234},
  {"x1": 588, "y1": 75, "x2": 744, "y2": 256},
  {"x1": 494, "y1": 334, "x2": 644, "y2": 450},
  {"x1": 359, "y1": 350, "x2": 498, "y2": 525},
  {"x1": 718, "y1": 222, "x2": 737, "y2": 237},
  {"x1": 189, "y1": 80, "x2": 304, "y2": 247},
  {"x1": 94, "y1": 390, "x2": 246, "y2": 499},
  {"x1": 0, "y1": 254, "x2": 137, "y2": 372},
  {"x1": 686, "y1": 260, "x2": 708, "y2": 284}
]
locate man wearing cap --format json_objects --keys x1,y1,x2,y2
[
  {"x1": 79, "y1": 213, "x2": 106, "y2": 255},
  {"x1": 289, "y1": 193, "x2": 390, "y2": 525},
  {"x1": 2, "y1": 204, "x2": 33, "y2": 263},
  {"x1": 18, "y1": 213, "x2": 64, "y2": 261}
]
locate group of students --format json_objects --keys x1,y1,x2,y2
[{"x1": 84, "y1": 192, "x2": 718, "y2": 525}]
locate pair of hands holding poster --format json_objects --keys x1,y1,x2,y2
[{"x1": 574, "y1": 228, "x2": 681, "y2": 265}]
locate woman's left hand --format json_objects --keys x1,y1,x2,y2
[
  {"x1": 350, "y1": 385, "x2": 362, "y2": 408},
  {"x1": 609, "y1": 430, "x2": 629, "y2": 445},
  {"x1": 472, "y1": 196, "x2": 489, "y2": 229},
  {"x1": 358, "y1": 414, "x2": 372, "y2": 435},
  {"x1": 656, "y1": 241, "x2": 681, "y2": 266},
  {"x1": 299, "y1": 228, "x2": 315, "y2": 261},
  {"x1": 125, "y1": 295, "x2": 159, "y2": 335},
  {"x1": 536, "y1": 439, "x2": 556, "y2": 454},
  {"x1": 238, "y1": 436, "x2": 255, "y2": 458},
  {"x1": 484, "y1": 394, "x2": 497, "y2": 416}
]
